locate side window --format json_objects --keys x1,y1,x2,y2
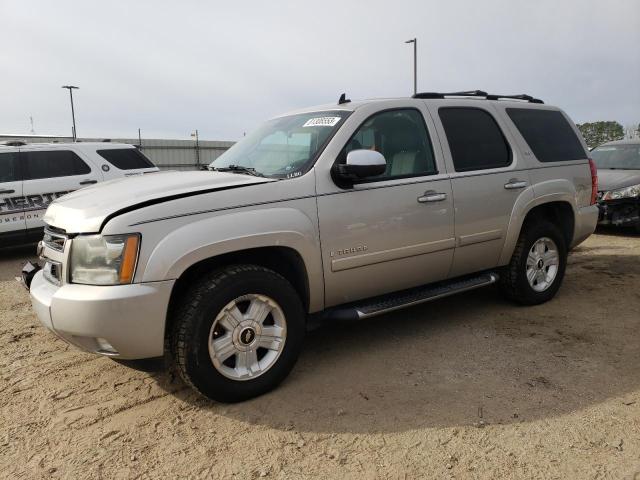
[
  {"x1": 23, "y1": 150, "x2": 91, "y2": 180},
  {"x1": 506, "y1": 108, "x2": 586, "y2": 162},
  {"x1": 96, "y1": 148, "x2": 155, "y2": 170},
  {"x1": 0, "y1": 152, "x2": 21, "y2": 183},
  {"x1": 341, "y1": 109, "x2": 437, "y2": 180},
  {"x1": 438, "y1": 108, "x2": 512, "y2": 172}
]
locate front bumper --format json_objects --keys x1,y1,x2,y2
[
  {"x1": 29, "y1": 270, "x2": 175, "y2": 359},
  {"x1": 597, "y1": 198, "x2": 640, "y2": 228}
]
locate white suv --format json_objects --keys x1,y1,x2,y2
[{"x1": 0, "y1": 142, "x2": 158, "y2": 247}]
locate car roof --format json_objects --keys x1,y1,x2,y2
[
  {"x1": 0, "y1": 142, "x2": 136, "y2": 153},
  {"x1": 274, "y1": 95, "x2": 559, "y2": 118}
]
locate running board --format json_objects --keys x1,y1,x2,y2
[{"x1": 320, "y1": 272, "x2": 499, "y2": 322}]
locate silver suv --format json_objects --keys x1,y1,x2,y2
[{"x1": 26, "y1": 91, "x2": 599, "y2": 402}]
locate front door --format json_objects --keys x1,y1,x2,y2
[
  {"x1": 0, "y1": 150, "x2": 25, "y2": 246},
  {"x1": 316, "y1": 107, "x2": 455, "y2": 307}
]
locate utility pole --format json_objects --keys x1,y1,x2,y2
[
  {"x1": 404, "y1": 38, "x2": 417, "y2": 95},
  {"x1": 61, "y1": 85, "x2": 79, "y2": 141}
]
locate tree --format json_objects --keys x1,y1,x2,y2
[{"x1": 577, "y1": 121, "x2": 624, "y2": 149}]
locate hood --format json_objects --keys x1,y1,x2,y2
[
  {"x1": 44, "y1": 170, "x2": 274, "y2": 233},
  {"x1": 597, "y1": 169, "x2": 640, "y2": 192}
]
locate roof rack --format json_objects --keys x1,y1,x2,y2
[{"x1": 412, "y1": 90, "x2": 544, "y2": 104}]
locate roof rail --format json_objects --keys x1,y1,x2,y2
[
  {"x1": 412, "y1": 90, "x2": 544, "y2": 104},
  {"x1": 0, "y1": 141, "x2": 27, "y2": 146}
]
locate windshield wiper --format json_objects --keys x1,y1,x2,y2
[{"x1": 211, "y1": 165, "x2": 265, "y2": 177}]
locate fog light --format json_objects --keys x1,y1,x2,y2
[{"x1": 96, "y1": 337, "x2": 118, "y2": 355}]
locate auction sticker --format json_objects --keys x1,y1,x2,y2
[{"x1": 303, "y1": 117, "x2": 342, "y2": 127}]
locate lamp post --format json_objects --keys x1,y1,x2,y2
[
  {"x1": 191, "y1": 129, "x2": 200, "y2": 167},
  {"x1": 61, "y1": 85, "x2": 79, "y2": 141},
  {"x1": 404, "y1": 38, "x2": 417, "y2": 95}
]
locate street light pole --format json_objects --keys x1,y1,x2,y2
[
  {"x1": 191, "y1": 129, "x2": 200, "y2": 167},
  {"x1": 404, "y1": 38, "x2": 417, "y2": 95},
  {"x1": 61, "y1": 85, "x2": 79, "y2": 141}
]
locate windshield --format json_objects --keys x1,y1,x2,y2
[
  {"x1": 210, "y1": 110, "x2": 350, "y2": 178},
  {"x1": 591, "y1": 144, "x2": 640, "y2": 170}
]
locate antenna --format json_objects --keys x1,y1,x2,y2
[
  {"x1": 30, "y1": 116, "x2": 35, "y2": 134},
  {"x1": 338, "y1": 93, "x2": 351, "y2": 105}
]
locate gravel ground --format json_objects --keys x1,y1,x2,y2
[{"x1": 1, "y1": 231, "x2": 639, "y2": 479}]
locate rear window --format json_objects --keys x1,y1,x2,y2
[
  {"x1": 506, "y1": 108, "x2": 586, "y2": 162},
  {"x1": 97, "y1": 148, "x2": 155, "y2": 170},
  {"x1": 0, "y1": 152, "x2": 21, "y2": 183},
  {"x1": 23, "y1": 150, "x2": 91, "y2": 180},
  {"x1": 438, "y1": 107, "x2": 512, "y2": 172}
]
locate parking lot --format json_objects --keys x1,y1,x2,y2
[{"x1": 1, "y1": 230, "x2": 639, "y2": 479}]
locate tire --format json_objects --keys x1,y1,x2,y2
[
  {"x1": 500, "y1": 220, "x2": 567, "y2": 305},
  {"x1": 169, "y1": 264, "x2": 305, "y2": 402}
]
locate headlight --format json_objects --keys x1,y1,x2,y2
[
  {"x1": 602, "y1": 184, "x2": 640, "y2": 201},
  {"x1": 70, "y1": 234, "x2": 140, "y2": 285}
]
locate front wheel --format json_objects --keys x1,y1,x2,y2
[
  {"x1": 500, "y1": 220, "x2": 567, "y2": 305},
  {"x1": 169, "y1": 265, "x2": 305, "y2": 402}
]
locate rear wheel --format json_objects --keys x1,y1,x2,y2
[
  {"x1": 169, "y1": 265, "x2": 305, "y2": 402},
  {"x1": 500, "y1": 220, "x2": 567, "y2": 305}
]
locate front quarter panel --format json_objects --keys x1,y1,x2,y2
[{"x1": 140, "y1": 203, "x2": 324, "y2": 311}]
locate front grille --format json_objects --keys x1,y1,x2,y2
[{"x1": 43, "y1": 226, "x2": 68, "y2": 252}]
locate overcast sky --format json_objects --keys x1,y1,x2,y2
[{"x1": 1, "y1": 0, "x2": 638, "y2": 140}]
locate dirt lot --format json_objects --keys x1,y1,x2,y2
[{"x1": 1, "y1": 231, "x2": 639, "y2": 479}]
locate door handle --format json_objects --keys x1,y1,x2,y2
[
  {"x1": 504, "y1": 180, "x2": 527, "y2": 190},
  {"x1": 79, "y1": 180, "x2": 98, "y2": 185},
  {"x1": 418, "y1": 191, "x2": 447, "y2": 203},
  {"x1": 0, "y1": 189, "x2": 15, "y2": 194}
]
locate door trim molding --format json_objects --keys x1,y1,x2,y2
[
  {"x1": 458, "y1": 229, "x2": 503, "y2": 247},
  {"x1": 331, "y1": 237, "x2": 456, "y2": 272}
]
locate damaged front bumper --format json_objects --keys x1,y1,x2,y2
[
  {"x1": 597, "y1": 197, "x2": 640, "y2": 228},
  {"x1": 21, "y1": 261, "x2": 42, "y2": 290}
]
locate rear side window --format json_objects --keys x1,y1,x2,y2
[
  {"x1": 23, "y1": 150, "x2": 91, "y2": 180},
  {"x1": 97, "y1": 148, "x2": 154, "y2": 170},
  {"x1": 438, "y1": 108, "x2": 511, "y2": 172},
  {"x1": 0, "y1": 152, "x2": 21, "y2": 183},
  {"x1": 506, "y1": 108, "x2": 586, "y2": 162}
]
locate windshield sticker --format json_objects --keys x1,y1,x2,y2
[{"x1": 302, "y1": 117, "x2": 342, "y2": 128}]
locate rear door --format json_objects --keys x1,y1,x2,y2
[
  {"x1": 21, "y1": 148, "x2": 101, "y2": 237},
  {"x1": 93, "y1": 147, "x2": 158, "y2": 179},
  {"x1": 0, "y1": 151, "x2": 25, "y2": 246},
  {"x1": 428, "y1": 102, "x2": 532, "y2": 277}
]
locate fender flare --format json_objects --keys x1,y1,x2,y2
[{"x1": 498, "y1": 179, "x2": 578, "y2": 265}]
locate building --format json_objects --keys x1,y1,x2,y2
[{"x1": 0, "y1": 134, "x2": 235, "y2": 171}]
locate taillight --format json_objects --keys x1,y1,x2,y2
[{"x1": 589, "y1": 158, "x2": 598, "y2": 205}]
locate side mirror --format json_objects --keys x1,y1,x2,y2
[{"x1": 334, "y1": 149, "x2": 387, "y2": 182}]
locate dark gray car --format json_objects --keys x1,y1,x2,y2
[{"x1": 592, "y1": 139, "x2": 640, "y2": 231}]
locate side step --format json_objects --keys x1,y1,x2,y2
[{"x1": 320, "y1": 272, "x2": 499, "y2": 322}]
